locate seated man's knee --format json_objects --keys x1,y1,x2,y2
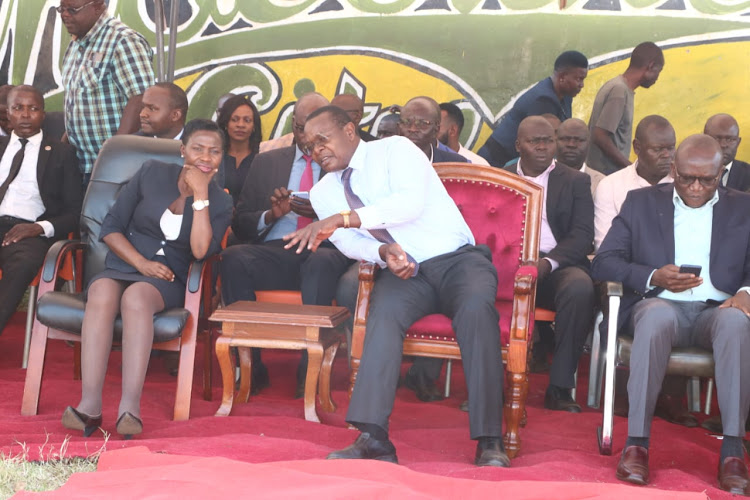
[
  {"x1": 631, "y1": 300, "x2": 679, "y2": 340},
  {"x1": 712, "y1": 307, "x2": 750, "y2": 342}
]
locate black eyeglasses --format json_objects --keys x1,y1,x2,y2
[
  {"x1": 55, "y1": 1, "x2": 96, "y2": 15},
  {"x1": 674, "y1": 170, "x2": 721, "y2": 188}
]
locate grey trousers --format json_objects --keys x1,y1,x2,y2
[
  {"x1": 346, "y1": 245, "x2": 505, "y2": 439},
  {"x1": 626, "y1": 298, "x2": 750, "y2": 437}
]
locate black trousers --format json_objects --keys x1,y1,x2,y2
[
  {"x1": 220, "y1": 239, "x2": 352, "y2": 306},
  {"x1": 412, "y1": 264, "x2": 595, "y2": 390},
  {"x1": 347, "y1": 245, "x2": 504, "y2": 439},
  {"x1": 0, "y1": 217, "x2": 53, "y2": 334}
]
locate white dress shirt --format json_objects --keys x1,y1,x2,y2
[
  {"x1": 310, "y1": 136, "x2": 474, "y2": 266},
  {"x1": 516, "y1": 159, "x2": 558, "y2": 270},
  {"x1": 722, "y1": 160, "x2": 733, "y2": 187},
  {"x1": 0, "y1": 131, "x2": 53, "y2": 237},
  {"x1": 594, "y1": 161, "x2": 672, "y2": 250},
  {"x1": 458, "y1": 144, "x2": 490, "y2": 166}
]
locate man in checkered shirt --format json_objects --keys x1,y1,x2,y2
[{"x1": 59, "y1": 0, "x2": 154, "y2": 184}]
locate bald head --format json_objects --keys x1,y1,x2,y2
[
  {"x1": 673, "y1": 134, "x2": 723, "y2": 208},
  {"x1": 399, "y1": 96, "x2": 441, "y2": 154},
  {"x1": 704, "y1": 113, "x2": 741, "y2": 166},
  {"x1": 516, "y1": 116, "x2": 556, "y2": 176},
  {"x1": 634, "y1": 115, "x2": 673, "y2": 142},
  {"x1": 331, "y1": 94, "x2": 364, "y2": 125},
  {"x1": 293, "y1": 92, "x2": 329, "y2": 145}
]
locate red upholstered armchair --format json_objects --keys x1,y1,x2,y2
[{"x1": 349, "y1": 162, "x2": 543, "y2": 458}]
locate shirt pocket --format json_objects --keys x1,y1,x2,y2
[{"x1": 76, "y1": 61, "x2": 105, "y2": 90}]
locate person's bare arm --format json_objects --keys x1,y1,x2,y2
[
  {"x1": 592, "y1": 127, "x2": 631, "y2": 170},
  {"x1": 115, "y1": 94, "x2": 144, "y2": 135}
]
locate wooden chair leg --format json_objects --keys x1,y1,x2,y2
[
  {"x1": 215, "y1": 336, "x2": 235, "y2": 417},
  {"x1": 21, "y1": 321, "x2": 50, "y2": 416},
  {"x1": 237, "y1": 347, "x2": 252, "y2": 403},
  {"x1": 304, "y1": 335, "x2": 323, "y2": 423},
  {"x1": 22, "y1": 284, "x2": 38, "y2": 369},
  {"x1": 503, "y1": 370, "x2": 527, "y2": 459},
  {"x1": 73, "y1": 342, "x2": 81, "y2": 380},
  {"x1": 348, "y1": 357, "x2": 360, "y2": 400},
  {"x1": 202, "y1": 327, "x2": 213, "y2": 401},
  {"x1": 318, "y1": 340, "x2": 339, "y2": 413},
  {"x1": 173, "y1": 318, "x2": 198, "y2": 421}
]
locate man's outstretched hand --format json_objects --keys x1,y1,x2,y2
[
  {"x1": 380, "y1": 243, "x2": 415, "y2": 280},
  {"x1": 283, "y1": 215, "x2": 340, "y2": 253}
]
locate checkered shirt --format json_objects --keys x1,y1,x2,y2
[{"x1": 62, "y1": 12, "x2": 154, "y2": 174}]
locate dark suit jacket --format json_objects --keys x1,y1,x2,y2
[
  {"x1": 591, "y1": 184, "x2": 750, "y2": 330},
  {"x1": 358, "y1": 128, "x2": 376, "y2": 143},
  {"x1": 433, "y1": 147, "x2": 468, "y2": 163},
  {"x1": 0, "y1": 135, "x2": 82, "y2": 239},
  {"x1": 504, "y1": 161, "x2": 593, "y2": 269},
  {"x1": 100, "y1": 160, "x2": 232, "y2": 284},
  {"x1": 233, "y1": 146, "x2": 297, "y2": 243},
  {"x1": 727, "y1": 159, "x2": 750, "y2": 192}
]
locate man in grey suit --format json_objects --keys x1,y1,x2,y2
[
  {"x1": 593, "y1": 134, "x2": 750, "y2": 495},
  {"x1": 220, "y1": 93, "x2": 352, "y2": 396}
]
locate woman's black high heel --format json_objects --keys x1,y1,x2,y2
[
  {"x1": 61, "y1": 406, "x2": 102, "y2": 437},
  {"x1": 116, "y1": 412, "x2": 143, "y2": 440}
]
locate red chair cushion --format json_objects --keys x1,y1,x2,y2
[{"x1": 406, "y1": 299, "x2": 514, "y2": 345}]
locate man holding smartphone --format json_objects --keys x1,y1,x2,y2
[
  {"x1": 593, "y1": 134, "x2": 750, "y2": 495},
  {"x1": 220, "y1": 93, "x2": 352, "y2": 397}
]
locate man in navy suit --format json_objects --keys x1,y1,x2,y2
[
  {"x1": 0, "y1": 85, "x2": 82, "y2": 334},
  {"x1": 704, "y1": 113, "x2": 749, "y2": 192},
  {"x1": 592, "y1": 135, "x2": 750, "y2": 495}
]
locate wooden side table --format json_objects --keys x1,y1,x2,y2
[{"x1": 209, "y1": 301, "x2": 350, "y2": 422}]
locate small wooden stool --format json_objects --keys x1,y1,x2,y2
[{"x1": 210, "y1": 301, "x2": 349, "y2": 422}]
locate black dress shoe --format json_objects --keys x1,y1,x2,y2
[
  {"x1": 474, "y1": 438, "x2": 510, "y2": 467},
  {"x1": 544, "y1": 385, "x2": 581, "y2": 413},
  {"x1": 654, "y1": 395, "x2": 697, "y2": 428},
  {"x1": 403, "y1": 371, "x2": 444, "y2": 402},
  {"x1": 62, "y1": 406, "x2": 102, "y2": 438},
  {"x1": 459, "y1": 400, "x2": 469, "y2": 412},
  {"x1": 327, "y1": 433, "x2": 398, "y2": 463},
  {"x1": 616, "y1": 445, "x2": 649, "y2": 486}
]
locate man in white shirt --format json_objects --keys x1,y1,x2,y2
[
  {"x1": 556, "y1": 118, "x2": 604, "y2": 197},
  {"x1": 594, "y1": 115, "x2": 674, "y2": 250},
  {"x1": 438, "y1": 102, "x2": 490, "y2": 165},
  {"x1": 284, "y1": 105, "x2": 508, "y2": 467},
  {"x1": 0, "y1": 85, "x2": 82, "y2": 334}
]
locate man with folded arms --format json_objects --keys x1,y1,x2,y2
[
  {"x1": 284, "y1": 105, "x2": 508, "y2": 467},
  {"x1": 592, "y1": 134, "x2": 750, "y2": 495}
]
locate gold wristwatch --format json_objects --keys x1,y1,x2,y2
[{"x1": 340, "y1": 210, "x2": 351, "y2": 228}]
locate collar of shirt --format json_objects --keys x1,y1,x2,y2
[
  {"x1": 672, "y1": 186, "x2": 719, "y2": 211},
  {"x1": 723, "y1": 160, "x2": 734, "y2": 182},
  {"x1": 75, "y1": 11, "x2": 110, "y2": 46},
  {"x1": 630, "y1": 160, "x2": 673, "y2": 186},
  {"x1": 10, "y1": 130, "x2": 43, "y2": 148},
  {"x1": 516, "y1": 159, "x2": 556, "y2": 182},
  {"x1": 294, "y1": 144, "x2": 307, "y2": 163},
  {"x1": 340, "y1": 139, "x2": 368, "y2": 180},
  {"x1": 579, "y1": 162, "x2": 587, "y2": 173}
]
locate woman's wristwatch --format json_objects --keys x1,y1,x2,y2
[{"x1": 192, "y1": 199, "x2": 210, "y2": 211}]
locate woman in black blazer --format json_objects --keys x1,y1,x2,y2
[{"x1": 62, "y1": 119, "x2": 232, "y2": 438}]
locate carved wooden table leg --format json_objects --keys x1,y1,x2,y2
[
  {"x1": 304, "y1": 336, "x2": 324, "y2": 423},
  {"x1": 318, "y1": 339, "x2": 339, "y2": 413},
  {"x1": 214, "y1": 336, "x2": 235, "y2": 417},
  {"x1": 237, "y1": 346, "x2": 252, "y2": 403}
]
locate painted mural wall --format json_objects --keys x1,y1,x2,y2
[{"x1": 2, "y1": 0, "x2": 749, "y2": 159}]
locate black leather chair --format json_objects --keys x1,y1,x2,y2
[{"x1": 21, "y1": 135, "x2": 215, "y2": 421}]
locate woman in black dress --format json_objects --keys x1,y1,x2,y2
[
  {"x1": 62, "y1": 119, "x2": 232, "y2": 438},
  {"x1": 217, "y1": 95, "x2": 262, "y2": 204}
]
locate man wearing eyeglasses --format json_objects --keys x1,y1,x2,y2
[
  {"x1": 331, "y1": 94, "x2": 376, "y2": 143},
  {"x1": 704, "y1": 113, "x2": 749, "y2": 192},
  {"x1": 58, "y1": 0, "x2": 154, "y2": 184},
  {"x1": 592, "y1": 135, "x2": 750, "y2": 495},
  {"x1": 220, "y1": 92, "x2": 352, "y2": 398}
]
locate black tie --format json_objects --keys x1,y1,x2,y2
[
  {"x1": 0, "y1": 138, "x2": 28, "y2": 204},
  {"x1": 341, "y1": 167, "x2": 419, "y2": 276}
]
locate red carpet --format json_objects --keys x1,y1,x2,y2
[{"x1": 0, "y1": 312, "x2": 735, "y2": 498}]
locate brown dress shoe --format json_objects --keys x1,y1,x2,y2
[
  {"x1": 474, "y1": 438, "x2": 510, "y2": 468},
  {"x1": 654, "y1": 395, "x2": 698, "y2": 428},
  {"x1": 616, "y1": 446, "x2": 649, "y2": 486},
  {"x1": 718, "y1": 457, "x2": 750, "y2": 495}
]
